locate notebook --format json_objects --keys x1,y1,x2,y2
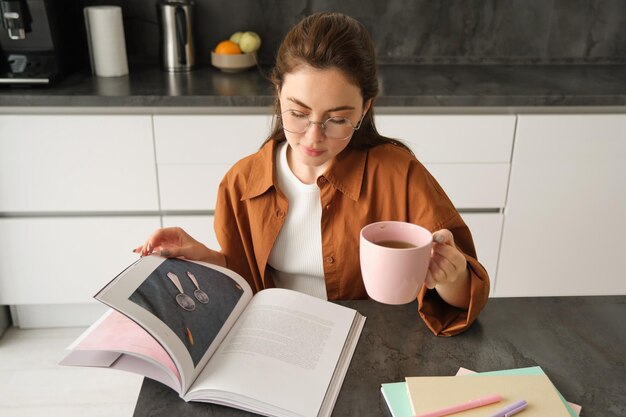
[
  {"x1": 380, "y1": 366, "x2": 580, "y2": 417},
  {"x1": 406, "y1": 373, "x2": 571, "y2": 417}
]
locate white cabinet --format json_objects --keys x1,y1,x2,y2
[
  {"x1": 0, "y1": 115, "x2": 161, "y2": 326},
  {"x1": 154, "y1": 115, "x2": 273, "y2": 210},
  {"x1": 461, "y1": 213, "x2": 504, "y2": 286},
  {"x1": 0, "y1": 115, "x2": 159, "y2": 212},
  {"x1": 496, "y1": 114, "x2": 626, "y2": 296},
  {"x1": 3, "y1": 109, "x2": 621, "y2": 327},
  {"x1": 154, "y1": 115, "x2": 272, "y2": 252},
  {"x1": 375, "y1": 115, "x2": 515, "y2": 209},
  {"x1": 154, "y1": 114, "x2": 514, "y2": 284},
  {"x1": 0, "y1": 216, "x2": 160, "y2": 304},
  {"x1": 376, "y1": 115, "x2": 516, "y2": 285}
]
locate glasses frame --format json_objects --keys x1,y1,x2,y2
[{"x1": 279, "y1": 109, "x2": 365, "y2": 141}]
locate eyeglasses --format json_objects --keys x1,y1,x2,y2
[{"x1": 279, "y1": 109, "x2": 364, "y2": 140}]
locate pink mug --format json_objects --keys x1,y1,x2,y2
[{"x1": 360, "y1": 221, "x2": 433, "y2": 305}]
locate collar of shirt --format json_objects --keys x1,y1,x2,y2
[{"x1": 240, "y1": 140, "x2": 367, "y2": 202}]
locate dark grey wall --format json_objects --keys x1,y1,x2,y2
[{"x1": 82, "y1": 0, "x2": 626, "y2": 66}]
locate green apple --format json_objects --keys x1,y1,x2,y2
[
  {"x1": 229, "y1": 31, "x2": 244, "y2": 44},
  {"x1": 239, "y1": 31, "x2": 261, "y2": 53}
]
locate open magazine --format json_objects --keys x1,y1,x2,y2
[{"x1": 60, "y1": 255, "x2": 366, "y2": 417}]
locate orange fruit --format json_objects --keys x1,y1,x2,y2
[{"x1": 214, "y1": 40, "x2": 242, "y2": 55}]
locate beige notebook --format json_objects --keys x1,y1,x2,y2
[{"x1": 406, "y1": 374, "x2": 571, "y2": 417}]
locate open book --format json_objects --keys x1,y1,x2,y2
[{"x1": 60, "y1": 255, "x2": 366, "y2": 417}]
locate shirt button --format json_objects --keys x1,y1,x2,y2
[
  {"x1": 317, "y1": 177, "x2": 327, "y2": 185},
  {"x1": 325, "y1": 256, "x2": 335, "y2": 264},
  {"x1": 275, "y1": 209, "x2": 285, "y2": 218}
]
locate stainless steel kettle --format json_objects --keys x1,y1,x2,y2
[{"x1": 156, "y1": 0, "x2": 195, "y2": 72}]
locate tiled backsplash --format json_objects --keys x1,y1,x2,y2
[{"x1": 83, "y1": 0, "x2": 626, "y2": 66}]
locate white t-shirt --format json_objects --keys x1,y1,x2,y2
[{"x1": 267, "y1": 142, "x2": 327, "y2": 300}]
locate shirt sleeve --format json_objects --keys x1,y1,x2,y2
[
  {"x1": 407, "y1": 159, "x2": 491, "y2": 336},
  {"x1": 417, "y1": 213, "x2": 490, "y2": 336}
]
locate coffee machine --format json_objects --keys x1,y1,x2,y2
[{"x1": 0, "y1": 0, "x2": 83, "y2": 85}]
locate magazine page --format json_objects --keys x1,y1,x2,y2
[
  {"x1": 60, "y1": 308, "x2": 181, "y2": 392},
  {"x1": 95, "y1": 255, "x2": 253, "y2": 395},
  {"x1": 186, "y1": 288, "x2": 365, "y2": 417}
]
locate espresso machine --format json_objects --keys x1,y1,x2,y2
[{"x1": 0, "y1": 0, "x2": 83, "y2": 85}]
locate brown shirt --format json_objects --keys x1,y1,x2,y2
[{"x1": 214, "y1": 139, "x2": 490, "y2": 336}]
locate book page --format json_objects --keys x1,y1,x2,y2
[
  {"x1": 94, "y1": 255, "x2": 253, "y2": 394},
  {"x1": 61, "y1": 309, "x2": 181, "y2": 391},
  {"x1": 187, "y1": 288, "x2": 365, "y2": 417}
]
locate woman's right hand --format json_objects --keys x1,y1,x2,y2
[{"x1": 132, "y1": 227, "x2": 226, "y2": 266}]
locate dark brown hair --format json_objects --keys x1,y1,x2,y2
[{"x1": 263, "y1": 12, "x2": 411, "y2": 153}]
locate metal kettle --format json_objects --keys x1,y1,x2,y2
[{"x1": 156, "y1": 0, "x2": 195, "y2": 72}]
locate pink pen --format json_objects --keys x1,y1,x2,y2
[{"x1": 413, "y1": 394, "x2": 503, "y2": 417}]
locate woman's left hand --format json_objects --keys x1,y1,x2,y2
[{"x1": 424, "y1": 229, "x2": 468, "y2": 290}]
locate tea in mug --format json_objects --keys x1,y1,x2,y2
[
  {"x1": 361, "y1": 221, "x2": 433, "y2": 304},
  {"x1": 375, "y1": 240, "x2": 417, "y2": 249}
]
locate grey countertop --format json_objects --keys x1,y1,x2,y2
[
  {"x1": 1, "y1": 62, "x2": 626, "y2": 110},
  {"x1": 132, "y1": 296, "x2": 626, "y2": 417}
]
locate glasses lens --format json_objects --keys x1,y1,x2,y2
[
  {"x1": 281, "y1": 111, "x2": 309, "y2": 134},
  {"x1": 323, "y1": 117, "x2": 354, "y2": 139}
]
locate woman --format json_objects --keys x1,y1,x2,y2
[{"x1": 135, "y1": 12, "x2": 489, "y2": 336}]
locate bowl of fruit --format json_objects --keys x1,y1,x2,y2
[{"x1": 211, "y1": 31, "x2": 261, "y2": 73}]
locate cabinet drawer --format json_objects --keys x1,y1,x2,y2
[
  {"x1": 0, "y1": 216, "x2": 160, "y2": 304},
  {"x1": 153, "y1": 115, "x2": 272, "y2": 164},
  {"x1": 376, "y1": 115, "x2": 514, "y2": 210},
  {"x1": 162, "y1": 215, "x2": 219, "y2": 250},
  {"x1": 159, "y1": 165, "x2": 228, "y2": 210},
  {"x1": 154, "y1": 115, "x2": 272, "y2": 210},
  {"x1": 461, "y1": 212, "x2": 503, "y2": 295},
  {"x1": 375, "y1": 115, "x2": 515, "y2": 163},
  {"x1": 426, "y1": 164, "x2": 510, "y2": 209},
  {"x1": 0, "y1": 115, "x2": 158, "y2": 212}
]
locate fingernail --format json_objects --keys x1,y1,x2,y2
[{"x1": 434, "y1": 234, "x2": 445, "y2": 244}]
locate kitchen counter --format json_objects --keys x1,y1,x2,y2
[{"x1": 1, "y1": 62, "x2": 625, "y2": 110}]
